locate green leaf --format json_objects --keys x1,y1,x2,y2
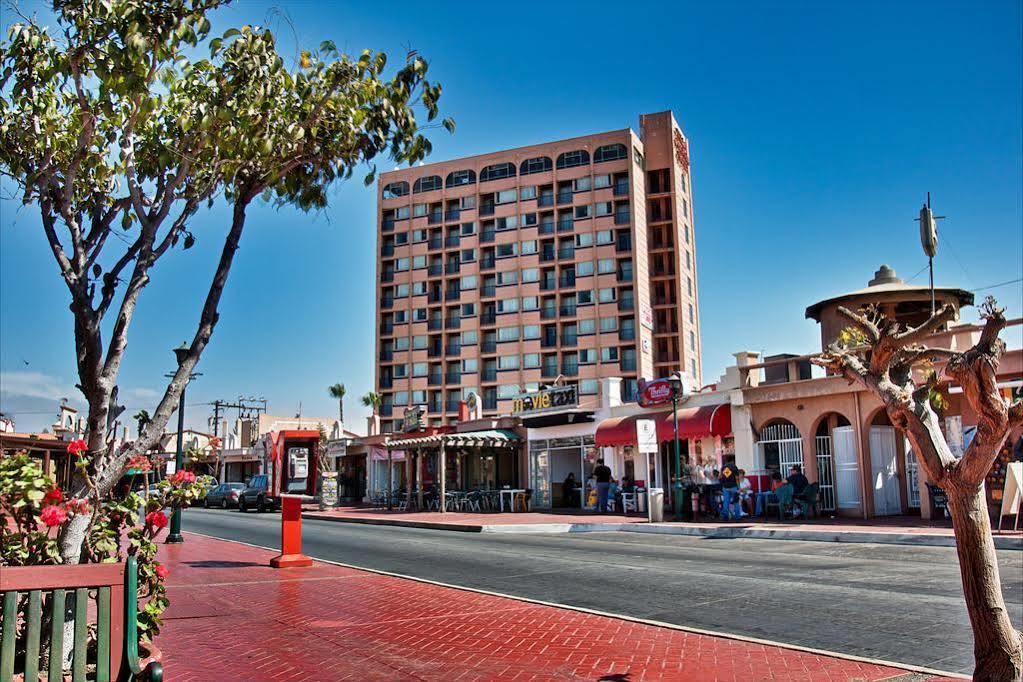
[{"x1": 442, "y1": 117, "x2": 455, "y2": 133}]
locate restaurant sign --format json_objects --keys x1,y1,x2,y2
[
  {"x1": 403, "y1": 405, "x2": 426, "y2": 432},
  {"x1": 512, "y1": 385, "x2": 578, "y2": 416},
  {"x1": 637, "y1": 377, "x2": 678, "y2": 408}
]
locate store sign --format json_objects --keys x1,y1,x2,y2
[
  {"x1": 512, "y1": 385, "x2": 578, "y2": 415},
  {"x1": 636, "y1": 419, "x2": 657, "y2": 454},
  {"x1": 403, "y1": 405, "x2": 426, "y2": 432},
  {"x1": 640, "y1": 306, "x2": 654, "y2": 331},
  {"x1": 638, "y1": 378, "x2": 677, "y2": 407}
]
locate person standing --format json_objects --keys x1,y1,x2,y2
[
  {"x1": 719, "y1": 462, "x2": 740, "y2": 520},
  {"x1": 593, "y1": 459, "x2": 613, "y2": 513}
]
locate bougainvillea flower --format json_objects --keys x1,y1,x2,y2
[
  {"x1": 145, "y1": 510, "x2": 169, "y2": 529},
  {"x1": 43, "y1": 487, "x2": 63, "y2": 505},
  {"x1": 170, "y1": 470, "x2": 197, "y2": 485},
  {"x1": 65, "y1": 498, "x2": 90, "y2": 515},
  {"x1": 40, "y1": 505, "x2": 68, "y2": 527},
  {"x1": 66, "y1": 439, "x2": 88, "y2": 456},
  {"x1": 127, "y1": 455, "x2": 153, "y2": 472},
  {"x1": 154, "y1": 564, "x2": 170, "y2": 579}
]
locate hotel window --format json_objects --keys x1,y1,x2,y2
[
  {"x1": 497, "y1": 326, "x2": 519, "y2": 342},
  {"x1": 523, "y1": 353, "x2": 541, "y2": 368},
  {"x1": 460, "y1": 222, "x2": 477, "y2": 236},
  {"x1": 689, "y1": 304, "x2": 694, "y2": 323},
  {"x1": 461, "y1": 303, "x2": 477, "y2": 317},
  {"x1": 683, "y1": 224, "x2": 690, "y2": 244},
  {"x1": 594, "y1": 144, "x2": 627, "y2": 163},
  {"x1": 575, "y1": 232, "x2": 593, "y2": 247},
  {"x1": 460, "y1": 196, "x2": 476, "y2": 209},
  {"x1": 412, "y1": 390, "x2": 427, "y2": 404},
  {"x1": 460, "y1": 275, "x2": 477, "y2": 290},
  {"x1": 394, "y1": 284, "x2": 409, "y2": 298},
  {"x1": 579, "y1": 319, "x2": 596, "y2": 335},
  {"x1": 394, "y1": 231, "x2": 409, "y2": 245},
  {"x1": 497, "y1": 384, "x2": 520, "y2": 399},
  {"x1": 413, "y1": 175, "x2": 442, "y2": 193},
  {"x1": 394, "y1": 336, "x2": 410, "y2": 351},
  {"x1": 595, "y1": 201, "x2": 613, "y2": 216},
  {"x1": 383, "y1": 181, "x2": 409, "y2": 199},
  {"x1": 522, "y1": 324, "x2": 540, "y2": 339},
  {"x1": 413, "y1": 308, "x2": 427, "y2": 322},
  {"x1": 520, "y1": 186, "x2": 538, "y2": 201},
  {"x1": 395, "y1": 257, "x2": 410, "y2": 271},
  {"x1": 689, "y1": 331, "x2": 696, "y2": 350},
  {"x1": 679, "y1": 174, "x2": 687, "y2": 193},
  {"x1": 497, "y1": 298, "x2": 519, "y2": 314},
  {"x1": 691, "y1": 359, "x2": 697, "y2": 376},
  {"x1": 597, "y1": 259, "x2": 615, "y2": 274},
  {"x1": 521, "y1": 268, "x2": 540, "y2": 283},
  {"x1": 521, "y1": 213, "x2": 538, "y2": 226},
  {"x1": 522, "y1": 296, "x2": 539, "y2": 311},
  {"x1": 480, "y1": 162, "x2": 516, "y2": 182},
  {"x1": 556, "y1": 150, "x2": 590, "y2": 169},
  {"x1": 573, "y1": 177, "x2": 591, "y2": 192},
  {"x1": 520, "y1": 240, "x2": 538, "y2": 255},
  {"x1": 580, "y1": 379, "x2": 599, "y2": 395},
  {"x1": 412, "y1": 335, "x2": 428, "y2": 349},
  {"x1": 460, "y1": 248, "x2": 476, "y2": 263},
  {"x1": 682, "y1": 197, "x2": 689, "y2": 218},
  {"x1": 574, "y1": 204, "x2": 592, "y2": 219},
  {"x1": 395, "y1": 206, "x2": 410, "y2": 220},
  {"x1": 576, "y1": 261, "x2": 594, "y2": 277},
  {"x1": 685, "y1": 250, "x2": 691, "y2": 269},
  {"x1": 412, "y1": 282, "x2": 427, "y2": 296},
  {"x1": 496, "y1": 189, "x2": 518, "y2": 204},
  {"x1": 394, "y1": 391, "x2": 409, "y2": 406},
  {"x1": 579, "y1": 348, "x2": 596, "y2": 365},
  {"x1": 462, "y1": 358, "x2": 478, "y2": 373},
  {"x1": 594, "y1": 174, "x2": 611, "y2": 189},
  {"x1": 633, "y1": 147, "x2": 644, "y2": 168},
  {"x1": 412, "y1": 362, "x2": 428, "y2": 377},
  {"x1": 461, "y1": 330, "x2": 478, "y2": 345},
  {"x1": 393, "y1": 310, "x2": 408, "y2": 324},
  {"x1": 497, "y1": 270, "x2": 518, "y2": 286},
  {"x1": 496, "y1": 243, "x2": 518, "y2": 258},
  {"x1": 577, "y1": 290, "x2": 594, "y2": 306},
  {"x1": 412, "y1": 229, "x2": 428, "y2": 242},
  {"x1": 498, "y1": 355, "x2": 520, "y2": 370},
  {"x1": 412, "y1": 255, "x2": 426, "y2": 269},
  {"x1": 496, "y1": 215, "x2": 518, "y2": 230},
  {"x1": 618, "y1": 259, "x2": 633, "y2": 281},
  {"x1": 413, "y1": 203, "x2": 428, "y2": 217},
  {"x1": 446, "y1": 169, "x2": 475, "y2": 188},
  {"x1": 598, "y1": 287, "x2": 617, "y2": 303},
  {"x1": 599, "y1": 316, "x2": 618, "y2": 332},
  {"x1": 601, "y1": 347, "x2": 619, "y2": 363},
  {"x1": 596, "y1": 230, "x2": 613, "y2": 245},
  {"x1": 393, "y1": 364, "x2": 409, "y2": 378},
  {"x1": 520, "y1": 156, "x2": 553, "y2": 175},
  {"x1": 687, "y1": 277, "x2": 693, "y2": 296}
]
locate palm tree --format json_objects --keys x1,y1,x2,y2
[
  {"x1": 327, "y1": 383, "x2": 346, "y2": 424},
  {"x1": 132, "y1": 409, "x2": 150, "y2": 437},
  {"x1": 361, "y1": 391, "x2": 381, "y2": 415}
]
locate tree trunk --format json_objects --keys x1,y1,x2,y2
[{"x1": 946, "y1": 481, "x2": 1023, "y2": 681}]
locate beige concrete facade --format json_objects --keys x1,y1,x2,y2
[{"x1": 375, "y1": 111, "x2": 701, "y2": 432}]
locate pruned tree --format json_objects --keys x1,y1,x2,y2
[
  {"x1": 0, "y1": 0, "x2": 451, "y2": 566},
  {"x1": 814, "y1": 297, "x2": 1023, "y2": 681}
]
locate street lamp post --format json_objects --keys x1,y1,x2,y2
[
  {"x1": 670, "y1": 375, "x2": 684, "y2": 521},
  {"x1": 166, "y1": 343, "x2": 196, "y2": 545}
]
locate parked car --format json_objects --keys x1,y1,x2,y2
[
  {"x1": 204, "y1": 482, "x2": 246, "y2": 509},
  {"x1": 237, "y1": 475, "x2": 280, "y2": 513}
]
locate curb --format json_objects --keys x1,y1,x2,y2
[
  {"x1": 304, "y1": 513, "x2": 1023, "y2": 550},
  {"x1": 182, "y1": 530, "x2": 969, "y2": 681}
]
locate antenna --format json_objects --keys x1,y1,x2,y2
[{"x1": 915, "y1": 192, "x2": 945, "y2": 314}]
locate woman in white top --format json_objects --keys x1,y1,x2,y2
[{"x1": 737, "y1": 469, "x2": 753, "y2": 517}]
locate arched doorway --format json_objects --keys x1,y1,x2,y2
[
  {"x1": 756, "y1": 420, "x2": 803, "y2": 479},
  {"x1": 869, "y1": 411, "x2": 903, "y2": 516},
  {"x1": 814, "y1": 413, "x2": 851, "y2": 512}
]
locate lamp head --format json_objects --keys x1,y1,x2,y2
[{"x1": 173, "y1": 342, "x2": 190, "y2": 365}]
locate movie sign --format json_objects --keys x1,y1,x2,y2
[
  {"x1": 512, "y1": 385, "x2": 578, "y2": 416},
  {"x1": 638, "y1": 378, "x2": 678, "y2": 408},
  {"x1": 403, "y1": 405, "x2": 426, "y2": 432}
]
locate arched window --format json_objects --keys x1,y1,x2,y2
[
  {"x1": 519, "y1": 156, "x2": 552, "y2": 175},
  {"x1": 445, "y1": 169, "x2": 476, "y2": 188},
  {"x1": 480, "y1": 162, "x2": 516, "y2": 182},
  {"x1": 382, "y1": 181, "x2": 409, "y2": 199},
  {"x1": 413, "y1": 175, "x2": 442, "y2": 193},
  {"x1": 593, "y1": 143, "x2": 627, "y2": 163},
  {"x1": 556, "y1": 149, "x2": 589, "y2": 169}
]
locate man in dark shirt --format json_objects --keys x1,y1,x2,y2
[
  {"x1": 719, "y1": 462, "x2": 740, "y2": 520},
  {"x1": 593, "y1": 459, "x2": 613, "y2": 513},
  {"x1": 787, "y1": 465, "x2": 809, "y2": 495}
]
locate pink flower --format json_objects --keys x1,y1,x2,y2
[
  {"x1": 40, "y1": 505, "x2": 67, "y2": 527},
  {"x1": 67, "y1": 439, "x2": 88, "y2": 456},
  {"x1": 43, "y1": 487, "x2": 63, "y2": 505},
  {"x1": 64, "y1": 498, "x2": 90, "y2": 515},
  {"x1": 145, "y1": 510, "x2": 169, "y2": 529},
  {"x1": 127, "y1": 455, "x2": 153, "y2": 472},
  {"x1": 154, "y1": 563, "x2": 170, "y2": 580},
  {"x1": 170, "y1": 470, "x2": 196, "y2": 485}
]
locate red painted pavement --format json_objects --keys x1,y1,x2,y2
[{"x1": 157, "y1": 533, "x2": 955, "y2": 681}]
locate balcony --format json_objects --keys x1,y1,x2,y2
[
  {"x1": 445, "y1": 316, "x2": 460, "y2": 328},
  {"x1": 428, "y1": 237, "x2": 443, "y2": 250},
  {"x1": 445, "y1": 372, "x2": 461, "y2": 384},
  {"x1": 540, "y1": 278, "x2": 557, "y2": 291},
  {"x1": 481, "y1": 231, "x2": 496, "y2": 243},
  {"x1": 481, "y1": 368, "x2": 497, "y2": 382},
  {"x1": 428, "y1": 344, "x2": 442, "y2": 358},
  {"x1": 382, "y1": 219, "x2": 395, "y2": 231},
  {"x1": 483, "y1": 397, "x2": 498, "y2": 410},
  {"x1": 428, "y1": 374, "x2": 443, "y2": 386},
  {"x1": 557, "y1": 191, "x2": 573, "y2": 205},
  {"x1": 557, "y1": 247, "x2": 575, "y2": 260},
  {"x1": 541, "y1": 365, "x2": 559, "y2": 378},
  {"x1": 616, "y1": 236, "x2": 632, "y2": 252},
  {"x1": 380, "y1": 297, "x2": 394, "y2": 309},
  {"x1": 380, "y1": 377, "x2": 393, "y2": 389},
  {"x1": 428, "y1": 264, "x2": 443, "y2": 277},
  {"x1": 539, "y1": 222, "x2": 555, "y2": 235},
  {"x1": 541, "y1": 307, "x2": 557, "y2": 320},
  {"x1": 429, "y1": 401, "x2": 443, "y2": 414},
  {"x1": 445, "y1": 235, "x2": 461, "y2": 248},
  {"x1": 561, "y1": 334, "x2": 578, "y2": 346},
  {"x1": 619, "y1": 329, "x2": 636, "y2": 341},
  {"x1": 445, "y1": 209, "x2": 461, "y2": 222},
  {"x1": 379, "y1": 350, "x2": 393, "y2": 361},
  {"x1": 618, "y1": 298, "x2": 635, "y2": 311},
  {"x1": 428, "y1": 292, "x2": 442, "y2": 304},
  {"x1": 428, "y1": 212, "x2": 443, "y2": 224},
  {"x1": 538, "y1": 195, "x2": 554, "y2": 208},
  {"x1": 559, "y1": 304, "x2": 577, "y2": 317},
  {"x1": 613, "y1": 181, "x2": 629, "y2": 196},
  {"x1": 480, "y1": 256, "x2": 496, "y2": 269},
  {"x1": 380, "y1": 404, "x2": 393, "y2": 417},
  {"x1": 381, "y1": 244, "x2": 395, "y2": 256},
  {"x1": 381, "y1": 271, "x2": 394, "y2": 283},
  {"x1": 617, "y1": 270, "x2": 633, "y2": 283},
  {"x1": 558, "y1": 275, "x2": 576, "y2": 288},
  {"x1": 561, "y1": 363, "x2": 579, "y2": 376},
  {"x1": 445, "y1": 400, "x2": 462, "y2": 412},
  {"x1": 445, "y1": 344, "x2": 461, "y2": 356},
  {"x1": 620, "y1": 358, "x2": 637, "y2": 371},
  {"x1": 614, "y1": 212, "x2": 630, "y2": 225},
  {"x1": 379, "y1": 323, "x2": 394, "y2": 335},
  {"x1": 540, "y1": 248, "x2": 556, "y2": 263},
  {"x1": 446, "y1": 262, "x2": 460, "y2": 275},
  {"x1": 557, "y1": 219, "x2": 574, "y2": 232},
  {"x1": 481, "y1": 340, "x2": 497, "y2": 353},
  {"x1": 480, "y1": 311, "x2": 497, "y2": 325},
  {"x1": 481, "y1": 285, "x2": 497, "y2": 298},
  {"x1": 541, "y1": 335, "x2": 557, "y2": 349},
  {"x1": 480, "y1": 204, "x2": 495, "y2": 216},
  {"x1": 428, "y1": 318, "x2": 443, "y2": 331}
]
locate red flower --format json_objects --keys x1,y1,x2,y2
[
  {"x1": 145, "y1": 510, "x2": 169, "y2": 529},
  {"x1": 40, "y1": 505, "x2": 67, "y2": 527},
  {"x1": 170, "y1": 470, "x2": 196, "y2": 485},
  {"x1": 43, "y1": 487, "x2": 63, "y2": 505},
  {"x1": 127, "y1": 455, "x2": 153, "y2": 472},
  {"x1": 67, "y1": 439, "x2": 88, "y2": 456},
  {"x1": 65, "y1": 498, "x2": 90, "y2": 515},
  {"x1": 154, "y1": 563, "x2": 170, "y2": 580}
]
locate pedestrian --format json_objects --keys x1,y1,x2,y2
[
  {"x1": 754, "y1": 471, "x2": 785, "y2": 517},
  {"x1": 563, "y1": 472, "x2": 578, "y2": 507},
  {"x1": 593, "y1": 459, "x2": 613, "y2": 513},
  {"x1": 719, "y1": 462, "x2": 741, "y2": 520},
  {"x1": 737, "y1": 469, "x2": 752, "y2": 517}
]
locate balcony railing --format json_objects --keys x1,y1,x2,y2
[
  {"x1": 379, "y1": 323, "x2": 393, "y2": 335},
  {"x1": 379, "y1": 350, "x2": 393, "y2": 361},
  {"x1": 382, "y1": 219, "x2": 395, "y2": 231},
  {"x1": 428, "y1": 292, "x2": 442, "y2": 304},
  {"x1": 480, "y1": 256, "x2": 496, "y2": 269},
  {"x1": 559, "y1": 305, "x2": 577, "y2": 317},
  {"x1": 614, "y1": 212, "x2": 630, "y2": 225},
  {"x1": 481, "y1": 285, "x2": 497, "y2": 297},
  {"x1": 617, "y1": 270, "x2": 633, "y2": 283},
  {"x1": 539, "y1": 222, "x2": 555, "y2": 235},
  {"x1": 428, "y1": 318, "x2": 443, "y2": 331},
  {"x1": 616, "y1": 236, "x2": 632, "y2": 252},
  {"x1": 558, "y1": 247, "x2": 575, "y2": 260},
  {"x1": 445, "y1": 373, "x2": 461, "y2": 384},
  {"x1": 445, "y1": 400, "x2": 462, "y2": 412},
  {"x1": 446, "y1": 262, "x2": 460, "y2": 275},
  {"x1": 445, "y1": 235, "x2": 461, "y2": 247},
  {"x1": 559, "y1": 275, "x2": 576, "y2": 288},
  {"x1": 480, "y1": 311, "x2": 497, "y2": 325},
  {"x1": 541, "y1": 365, "x2": 559, "y2": 378},
  {"x1": 481, "y1": 340, "x2": 497, "y2": 353},
  {"x1": 380, "y1": 404, "x2": 393, "y2": 417},
  {"x1": 619, "y1": 329, "x2": 636, "y2": 341},
  {"x1": 380, "y1": 377, "x2": 393, "y2": 389},
  {"x1": 381, "y1": 245, "x2": 395, "y2": 256},
  {"x1": 381, "y1": 271, "x2": 394, "y2": 283},
  {"x1": 557, "y1": 192, "x2": 573, "y2": 204},
  {"x1": 428, "y1": 345, "x2": 442, "y2": 358},
  {"x1": 613, "y1": 182, "x2": 629, "y2": 196},
  {"x1": 481, "y1": 231, "x2": 496, "y2": 243},
  {"x1": 620, "y1": 359, "x2": 637, "y2": 371},
  {"x1": 557, "y1": 219, "x2": 574, "y2": 232},
  {"x1": 480, "y1": 204, "x2": 495, "y2": 216},
  {"x1": 561, "y1": 363, "x2": 579, "y2": 376},
  {"x1": 618, "y1": 298, "x2": 635, "y2": 311},
  {"x1": 428, "y1": 212, "x2": 443, "y2": 224},
  {"x1": 445, "y1": 316, "x2": 460, "y2": 328},
  {"x1": 540, "y1": 279, "x2": 556, "y2": 291},
  {"x1": 428, "y1": 264, "x2": 443, "y2": 277},
  {"x1": 561, "y1": 334, "x2": 578, "y2": 346},
  {"x1": 483, "y1": 397, "x2": 498, "y2": 410},
  {"x1": 541, "y1": 336, "x2": 557, "y2": 349},
  {"x1": 445, "y1": 344, "x2": 461, "y2": 356},
  {"x1": 445, "y1": 209, "x2": 461, "y2": 221},
  {"x1": 540, "y1": 249, "x2": 556, "y2": 263},
  {"x1": 541, "y1": 307, "x2": 557, "y2": 320},
  {"x1": 445, "y1": 290, "x2": 460, "y2": 302},
  {"x1": 380, "y1": 297, "x2": 394, "y2": 309},
  {"x1": 481, "y1": 369, "x2": 497, "y2": 381},
  {"x1": 428, "y1": 238, "x2": 443, "y2": 250},
  {"x1": 428, "y1": 374, "x2": 443, "y2": 386},
  {"x1": 538, "y1": 195, "x2": 554, "y2": 207}
]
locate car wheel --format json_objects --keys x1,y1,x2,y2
[
  {"x1": 257, "y1": 496, "x2": 266, "y2": 513},
  {"x1": 222, "y1": 499, "x2": 229, "y2": 510}
]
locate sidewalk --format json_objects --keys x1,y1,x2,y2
[
  {"x1": 304, "y1": 506, "x2": 1023, "y2": 549},
  {"x1": 158, "y1": 532, "x2": 960, "y2": 681}
]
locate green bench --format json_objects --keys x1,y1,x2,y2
[{"x1": 1, "y1": 556, "x2": 162, "y2": 682}]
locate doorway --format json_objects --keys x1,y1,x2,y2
[
  {"x1": 832, "y1": 426, "x2": 861, "y2": 510},
  {"x1": 869, "y1": 425, "x2": 902, "y2": 516}
]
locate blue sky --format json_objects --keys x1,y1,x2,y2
[{"x1": 2, "y1": 0, "x2": 1021, "y2": 434}]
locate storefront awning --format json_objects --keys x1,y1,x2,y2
[
  {"x1": 594, "y1": 404, "x2": 731, "y2": 447},
  {"x1": 386, "y1": 429, "x2": 521, "y2": 449}
]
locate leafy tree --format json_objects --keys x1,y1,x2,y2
[
  {"x1": 327, "y1": 382, "x2": 346, "y2": 424},
  {"x1": 361, "y1": 390, "x2": 381, "y2": 415},
  {"x1": 814, "y1": 297, "x2": 1023, "y2": 681},
  {"x1": 0, "y1": 0, "x2": 451, "y2": 568}
]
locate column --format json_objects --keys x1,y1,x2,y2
[
  {"x1": 416, "y1": 449, "x2": 424, "y2": 511},
  {"x1": 439, "y1": 440, "x2": 447, "y2": 513},
  {"x1": 405, "y1": 450, "x2": 412, "y2": 509}
]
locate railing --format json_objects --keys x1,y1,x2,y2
[
  {"x1": 381, "y1": 244, "x2": 395, "y2": 256},
  {"x1": 481, "y1": 231, "x2": 496, "y2": 243},
  {"x1": 379, "y1": 350, "x2": 393, "y2": 361},
  {"x1": 618, "y1": 299, "x2": 635, "y2": 311},
  {"x1": 559, "y1": 275, "x2": 576, "y2": 287},
  {"x1": 379, "y1": 323, "x2": 393, "y2": 335},
  {"x1": 619, "y1": 329, "x2": 636, "y2": 341},
  {"x1": 428, "y1": 374, "x2": 443, "y2": 386},
  {"x1": 558, "y1": 248, "x2": 575, "y2": 260},
  {"x1": 616, "y1": 237, "x2": 632, "y2": 252},
  {"x1": 539, "y1": 222, "x2": 555, "y2": 235},
  {"x1": 380, "y1": 404, "x2": 393, "y2": 417},
  {"x1": 557, "y1": 219, "x2": 574, "y2": 232},
  {"x1": 538, "y1": 195, "x2": 554, "y2": 207},
  {"x1": 483, "y1": 398, "x2": 498, "y2": 410},
  {"x1": 445, "y1": 235, "x2": 461, "y2": 247},
  {"x1": 445, "y1": 262, "x2": 460, "y2": 275},
  {"x1": 559, "y1": 305, "x2": 577, "y2": 316},
  {"x1": 480, "y1": 205, "x2": 495, "y2": 216},
  {"x1": 445, "y1": 344, "x2": 461, "y2": 356},
  {"x1": 381, "y1": 271, "x2": 394, "y2": 283},
  {"x1": 480, "y1": 311, "x2": 497, "y2": 325},
  {"x1": 620, "y1": 358, "x2": 637, "y2": 371},
  {"x1": 557, "y1": 192, "x2": 573, "y2": 204},
  {"x1": 541, "y1": 308, "x2": 557, "y2": 320},
  {"x1": 541, "y1": 336, "x2": 558, "y2": 349},
  {"x1": 0, "y1": 556, "x2": 162, "y2": 682},
  {"x1": 428, "y1": 238, "x2": 443, "y2": 250},
  {"x1": 428, "y1": 212, "x2": 443, "y2": 224},
  {"x1": 444, "y1": 209, "x2": 461, "y2": 221},
  {"x1": 561, "y1": 334, "x2": 578, "y2": 346},
  {"x1": 428, "y1": 345, "x2": 442, "y2": 358},
  {"x1": 617, "y1": 270, "x2": 633, "y2": 282},
  {"x1": 380, "y1": 297, "x2": 394, "y2": 309},
  {"x1": 481, "y1": 340, "x2": 497, "y2": 353},
  {"x1": 480, "y1": 256, "x2": 496, "y2": 269},
  {"x1": 540, "y1": 279, "x2": 556, "y2": 291},
  {"x1": 445, "y1": 316, "x2": 460, "y2": 328},
  {"x1": 445, "y1": 400, "x2": 463, "y2": 412},
  {"x1": 614, "y1": 212, "x2": 630, "y2": 225},
  {"x1": 540, "y1": 250, "x2": 556, "y2": 262},
  {"x1": 541, "y1": 365, "x2": 559, "y2": 378},
  {"x1": 382, "y1": 219, "x2": 396, "y2": 231},
  {"x1": 428, "y1": 318, "x2": 443, "y2": 330},
  {"x1": 445, "y1": 289, "x2": 460, "y2": 301},
  {"x1": 481, "y1": 369, "x2": 497, "y2": 381},
  {"x1": 445, "y1": 373, "x2": 462, "y2": 384},
  {"x1": 379, "y1": 377, "x2": 393, "y2": 388},
  {"x1": 561, "y1": 363, "x2": 579, "y2": 376},
  {"x1": 613, "y1": 182, "x2": 629, "y2": 196},
  {"x1": 427, "y1": 264, "x2": 443, "y2": 277},
  {"x1": 481, "y1": 285, "x2": 497, "y2": 297}
]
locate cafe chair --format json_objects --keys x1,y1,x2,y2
[{"x1": 513, "y1": 489, "x2": 533, "y2": 512}]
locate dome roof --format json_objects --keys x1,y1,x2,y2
[{"x1": 805, "y1": 265, "x2": 974, "y2": 321}]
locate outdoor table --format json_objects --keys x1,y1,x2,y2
[{"x1": 499, "y1": 488, "x2": 526, "y2": 512}]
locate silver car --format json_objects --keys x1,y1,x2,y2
[{"x1": 204, "y1": 482, "x2": 246, "y2": 509}]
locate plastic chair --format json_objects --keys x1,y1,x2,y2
[{"x1": 765, "y1": 484, "x2": 795, "y2": 521}]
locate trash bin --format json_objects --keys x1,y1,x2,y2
[
  {"x1": 636, "y1": 488, "x2": 647, "y2": 513},
  {"x1": 648, "y1": 488, "x2": 664, "y2": 523}
]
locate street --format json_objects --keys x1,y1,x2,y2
[{"x1": 182, "y1": 508, "x2": 1023, "y2": 675}]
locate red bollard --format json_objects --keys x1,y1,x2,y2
[{"x1": 270, "y1": 495, "x2": 313, "y2": 568}]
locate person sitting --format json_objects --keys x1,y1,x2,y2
[
  {"x1": 787, "y1": 465, "x2": 811, "y2": 516},
  {"x1": 754, "y1": 471, "x2": 785, "y2": 517},
  {"x1": 737, "y1": 469, "x2": 753, "y2": 517}
]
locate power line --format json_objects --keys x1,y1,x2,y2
[{"x1": 970, "y1": 277, "x2": 1023, "y2": 293}]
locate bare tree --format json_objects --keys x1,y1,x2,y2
[{"x1": 814, "y1": 297, "x2": 1023, "y2": 681}]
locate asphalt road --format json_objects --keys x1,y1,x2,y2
[{"x1": 181, "y1": 508, "x2": 1023, "y2": 675}]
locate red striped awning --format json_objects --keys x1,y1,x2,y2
[{"x1": 594, "y1": 404, "x2": 731, "y2": 447}]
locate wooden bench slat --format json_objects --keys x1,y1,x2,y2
[
  {"x1": 47, "y1": 589, "x2": 65, "y2": 682},
  {"x1": 1, "y1": 591, "x2": 17, "y2": 682},
  {"x1": 0, "y1": 563, "x2": 125, "y2": 592},
  {"x1": 72, "y1": 588, "x2": 88, "y2": 682},
  {"x1": 96, "y1": 586, "x2": 110, "y2": 682},
  {"x1": 25, "y1": 590, "x2": 42, "y2": 682}
]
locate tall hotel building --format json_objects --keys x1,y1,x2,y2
[{"x1": 375, "y1": 111, "x2": 701, "y2": 431}]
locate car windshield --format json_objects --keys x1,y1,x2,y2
[{"x1": 228, "y1": 483, "x2": 245, "y2": 489}]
